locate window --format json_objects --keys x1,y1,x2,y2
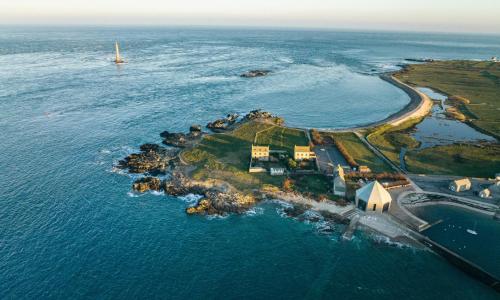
[{"x1": 372, "y1": 204, "x2": 377, "y2": 211}]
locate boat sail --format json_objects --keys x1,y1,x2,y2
[{"x1": 114, "y1": 41, "x2": 125, "y2": 64}]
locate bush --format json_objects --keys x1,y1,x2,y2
[
  {"x1": 310, "y1": 129, "x2": 324, "y2": 145},
  {"x1": 287, "y1": 158, "x2": 298, "y2": 169},
  {"x1": 282, "y1": 178, "x2": 295, "y2": 192}
]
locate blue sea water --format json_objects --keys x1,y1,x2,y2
[
  {"x1": 1, "y1": 27, "x2": 500, "y2": 299},
  {"x1": 410, "y1": 204, "x2": 500, "y2": 278}
]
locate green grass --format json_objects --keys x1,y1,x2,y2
[
  {"x1": 395, "y1": 60, "x2": 500, "y2": 138},
  {"x1": 366, "y1": 117, "x2": 424, "y2": 166},
  {"x1": 181, "y1": 121, "x2": 307, "y2": 192},
  {"x1": 255, "y1": 125, "x2": 309, "y2": 155},
  {"x1": 291, "y1": 174, "x2": 336, "y2": 199},
  {"x1": 326, "y1": 132, "x2": 392, "y2": 173},
  {"x1": 406, "y1": 143, "x2": 500, "y2": 178}
]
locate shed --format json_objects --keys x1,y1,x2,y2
[
  {"x1": 449, "y1": 178, "x2": 472, "y2": 192},
  {"x1": 479, "y1": 188, "x2": 491, "y2": 198},
  {"x1": 270, "y1": 168, "x2": 286, "y2": 176}
]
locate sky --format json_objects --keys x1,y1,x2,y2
[{"x1": 1, "y1": 0, "x2": 500, "y2": 33}]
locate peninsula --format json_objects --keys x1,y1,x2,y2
[{"x1": 116, "y1": 60, "x2": 500, "y2": 290}]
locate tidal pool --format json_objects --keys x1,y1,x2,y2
[{"x1": 411, "y1": 88, "x2": 496, "y2": 148}]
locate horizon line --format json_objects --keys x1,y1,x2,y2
[{"x1": 1, "y1": 23, "x2": 500, "y2": 36}]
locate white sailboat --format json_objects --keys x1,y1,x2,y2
[
  {"x1": 466, "y1": 221, "x2": 478, "y2": 235},
  {"x1": 114, "y1": 41, "x2": 125, "y2": 64}
]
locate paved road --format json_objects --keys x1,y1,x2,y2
[{"x1": 314, "y1": 146, "x2": 348, "y2": 175}]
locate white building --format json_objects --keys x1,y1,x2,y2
[
  {"x1": 355, "y1": 181, "x2": 392, "y2": 213},
  {"x1": 270, "y1": 167, "x2": 286, "y2": 176}
]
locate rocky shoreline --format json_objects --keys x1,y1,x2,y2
[{"x1": 118, "y1": 110, "x2": 288, "y2": 216}]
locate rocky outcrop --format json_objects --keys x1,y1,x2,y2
[
  {"x1": 160, "y1": 126, "x2": 203, "y2": 147},
  {"x1": 129, "y1": 171, "x2": 257, "y2": 216},
  {"x1": 243, "y1": 109, "x2": 273, "y2": 121},
  {"x1": 189, "y1": 124, "x2": 202, "y2": 134},
  {"x1": 132, "y1": 177, "x2": 162, "y2": 193},
  {"x1": 240, "y1": 70, "x2": 270, "y2": 78},
  {"x1": 162, "y1": 172, "x2": 208, "y2": 196},
  {"x1": 241, "y1": 109, "x2": 284, "y2": 125},
  {"x1": 117, "y1": 143, "x2": 177, "y2": 174},
  {"x1": 206, "y1": 113, "x2": 239, "y2": 132},
  {"x1": 186, "y1": 190, "x2": 256, "y2": 215},
  {"x1": 161, "y1": 172, "x2": 256, "y2": 215}
]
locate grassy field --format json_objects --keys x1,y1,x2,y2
[
  {"x1": 366, "y1": 117, "x2": 424, "y2": 166},
  {"x1": 291, "y1": 174, "x2": 336, "y2": 199},
  {"x1": 406, "y1": 144, "x2": 500, "y2": 178},
  {"x1": 181, "y1": 121, "x2": 308, "y2": 192},
  {"x1": 394, "y1": 60, "x2": 500, "y2": 138},
  {"x1": 325, "y1": 132, "x2": 392, "y2": 173},
  {"x1": 255, "y1": 125, "x2": 309, "y2": 155}
]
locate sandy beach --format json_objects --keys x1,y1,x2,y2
[{"x1": 329, "y1": 73, "x2": 434, "y2": 132}]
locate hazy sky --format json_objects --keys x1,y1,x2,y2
[{"x1": 2, "y1": 0, "x2": 500, "y2": 33}]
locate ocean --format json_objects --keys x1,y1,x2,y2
[{"x1": 1, "y1": 26, "x2": 499, "y2": 299}]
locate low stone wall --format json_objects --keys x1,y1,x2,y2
[{"x1": 249, "y1": 167, "x2": 267, "y2": 173}]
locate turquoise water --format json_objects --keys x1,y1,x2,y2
[{"x1": 1, "y1": 27, "x2": 500, "y2": 299}]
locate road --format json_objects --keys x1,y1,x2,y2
[{"x1": 314, "y1": 146, "x2": 348, "y2": 175}]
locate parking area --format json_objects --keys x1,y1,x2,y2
[
  {"x1": 409, "y1": 174, "x2": 500, "y2": 204},
  {"x1": 314, "y1": 145, "x2": 349, "y2": 175}
]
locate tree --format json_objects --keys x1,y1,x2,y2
[
  {"x1": 282, "y1": 178, "x2": 295, "y2": 192},
  {"x1": 287, "y1": 158, "x2": 298, "y2": 169}
]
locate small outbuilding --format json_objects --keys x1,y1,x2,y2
[
  {"x1": 449, "y1": 178, "x2": 472, "y2": 192},
  {"x1": 270, "y1": 167, "x2": 286, "y2": 176},
  {"x1": 479, "y1": 188, "x2": 491, "y2": 199},
  {"x1": 355, "y1": 181, "x2": 392, "y2": 213}
]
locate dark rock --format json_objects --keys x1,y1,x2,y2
[
  {"x1": 160, "y1": 130, "x2": 202, "y2": 148},
  {"x1": 243, "y1": 109, "x2": 274, "y2": 121},
  {"x1": 186, "y1": 190, "x2": 255, "y2": 215},
  {"x1": 189, "y1": 124, "x2": 202, "y2": 133},
  {"x1": 240, "y1": 70, "x2": 270, "y2": 78},
  {"x1": 283, "y1": 204, "x2": 309, "y2": 218},
  {"x1": 206, "y1": 113, "x2": 239, "y2": 132},
  {"x1": 140, "y1": 143, "x2": 160, "y2": 152},
  {"x1": 133, "y1": 177, "x2": 162, "y2": 193},
  {"x1": 117, "y1": 143, "x2": 177, "y2": 174},
  {"x1": 162, "y1": 172, "x2": 207, "y2": 196},
  {"x1": 319, "y1": 210, "x2": 350, "y2": 225}
]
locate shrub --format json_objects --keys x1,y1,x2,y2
[
  {"x1": 282, "y1": 178, "x2": 295, "y2": 192},
  {"x1": 310, "y1": 129, "x2": 324, "y2": 145}
]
